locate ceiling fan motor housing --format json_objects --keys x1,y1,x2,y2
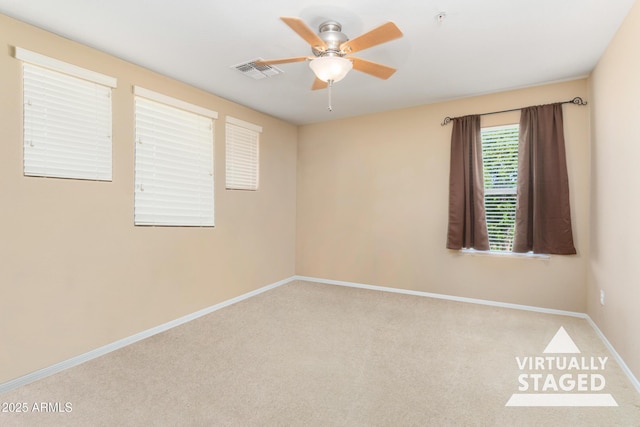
[{"x1": 313, "y1": 21, "x2": 349, "y2": 57}]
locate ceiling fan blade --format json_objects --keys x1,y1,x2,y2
[
  {"x1": 350, "y1": 57, "x2": 397, "y2": 80},
  {"x1": 254, "y1": 56, "x2": 310, "y2": 66},
  {"x1": 311, "y1": 78, "x2": 328, "y2": 91},
  {"x1": 340, "y1": 21, "x2": 403, "y2": 54},
  {"x1": 281, "y1": 16, "x2": 327, "y2": 50}
]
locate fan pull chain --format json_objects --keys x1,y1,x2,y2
[{"x1": 327, "y1": 80, "x2": 333, "y2": 112}]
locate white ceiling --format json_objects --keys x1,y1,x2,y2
[{"x1": 0, "y1": 0, "x2": 635, "y2": 125}]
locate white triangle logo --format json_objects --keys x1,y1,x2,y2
[{"x1": 543, "y1": 326, "x2": 581, "y2": 354}]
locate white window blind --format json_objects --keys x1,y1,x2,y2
[
  {"x1": 481, "y1": 124, "x2": 519, "y2": 251},
  {"x1": 19, "y1": 50, "x2": 116, "y2": 181},
  {"x1": 225, "y1": 116, "x2": 261, "y2": 191},
  {"x1": 134, "y1": 89, "x2": 216, "y2": 226}
]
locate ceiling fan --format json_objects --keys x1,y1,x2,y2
[{"x1": 255, "y1": 17, "x2": 403, "y2": 93}]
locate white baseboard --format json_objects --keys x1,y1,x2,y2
[
  {"x1": 0, "y1": 276, "x2": 296, "y2": 395},
  {"x1": 293, "y1": 275, "x2": 640, "y2": 394},
  {"x1": 3, "y1": 274, "x2": 638, "y2": 397},
  {"x1": 292, "y1": 275, "x2": 587, "y2": 318},
  {"x1": 585, "y1": 316, "x2": 640, "y2": 393}
]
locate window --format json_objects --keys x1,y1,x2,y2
[
  {"x1": 133, "y1": 87, "x2": 217, "y2": 227},
  {"x1": 17, "y1": 48, "x2": 117, "y2": 181},
  {"x1": 481, "y1": 124, "x2": 519, "y2": 251},
  {"x1": 225, "y1": 116, "x2": 261, "y2": 191}
]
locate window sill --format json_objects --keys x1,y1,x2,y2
[{"x1": 459, "y1": 248, "x2": 550, "y2": 260}]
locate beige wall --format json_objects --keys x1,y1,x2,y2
[
  {"x1": 588, "y1": 0, "x2": 640, "y2": 380},
  {"x1": 297, "y1": 79, "x2": 590, "y2": 312},
  {"x1": 0, "y1": 14, "x2": 297, "y2": 383}
]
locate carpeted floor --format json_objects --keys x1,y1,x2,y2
[{"x1": 1, "y1": 280, "x2": 639, "y2": 426}]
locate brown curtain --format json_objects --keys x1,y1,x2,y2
[
  {"x1": 446, "y1": 115, "x2": 489, "y2": 250},
  {"x1": 513, "y1": 103, "x2": 576, "y2": 254}
]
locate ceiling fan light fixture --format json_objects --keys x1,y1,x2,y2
[{"x1": 309, "y1": 56, "x2": 352, "y2": 83}]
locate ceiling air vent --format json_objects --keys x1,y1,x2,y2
[{"x1": 232, "y1": 58, "x2": 283, "y2": 80}]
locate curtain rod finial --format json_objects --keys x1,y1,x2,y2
[
  {"x1": 570, "y1": 97, "x2": 588, "y2": 106},
  {"x1": 441, "y1": 116, "x2": 453, "y2": 126}
]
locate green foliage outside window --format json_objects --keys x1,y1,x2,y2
[{"x1": 481, "y1": 125, "x2": 519, "y2": 251}]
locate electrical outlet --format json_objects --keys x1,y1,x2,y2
[{"x1": 600, "y1": 289, "x2": 605, "y2": 306}]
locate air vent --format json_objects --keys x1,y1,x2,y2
[{"x1": 232, "y1": 58, "x2": 283, "y2": 80}]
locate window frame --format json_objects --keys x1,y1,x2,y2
[
  {"x1": 225, "y1": 116, "x2": 261, "y2": 191},
  {"x1": 16, "y1": 47, "x2": 117, "y2": 181},
  {"x1": 133, "y1": 86, "x2": 218, "y2": 227}
]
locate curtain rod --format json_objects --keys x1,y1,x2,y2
[{"x1": 440, "y1": 96, "x2": 588, "y2": 126}]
